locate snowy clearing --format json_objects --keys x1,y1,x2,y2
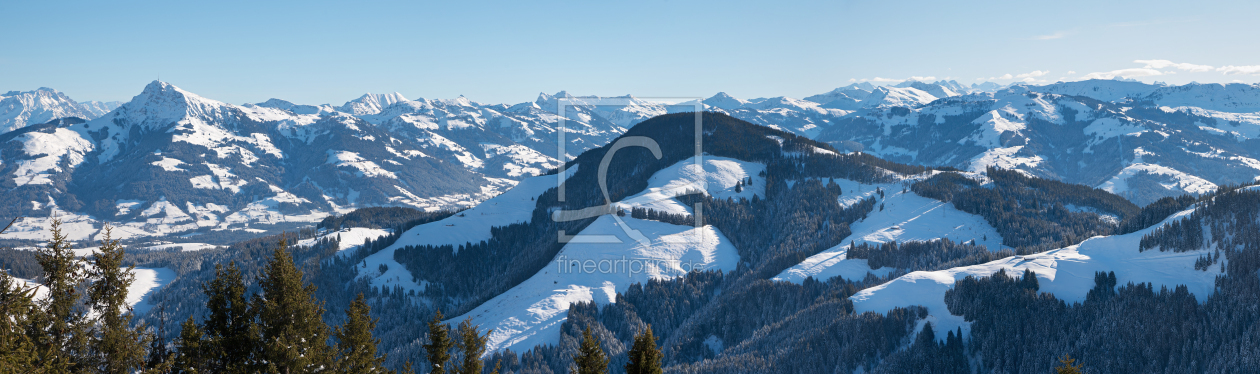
[
  {"x1": 452, "y1": 215, "x2": 739, "y2": 355},
  {"x1": 849, "y1": 207, "x2": 1216, "y2": 340},
  {"x1": 774, "y1": 178, "x2": 1004, "y2": 284},
  {"x1": 614, "y1": 156, "x2": 766, "y2": 216}
]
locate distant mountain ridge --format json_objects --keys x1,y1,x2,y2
[
  {"x1": 0, "y1": 88, "x2": 121, "y2": 133},
  {"x1": 3, "y1": 78, "x2": 1259, "y2": 241}
]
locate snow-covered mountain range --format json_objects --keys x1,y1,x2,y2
[
  {"x1": 1, "y1": 88, "x2": 121, "y2": 133},
  {"x1": 704, "y1": 79, "x2": 1260, "y2": 205},
  {"x1": 0, "y1": 82, "x2": 660, "y2": 242},
  {"x1": 3, "y1": 78, "x2": 1259, "y2": 242}
]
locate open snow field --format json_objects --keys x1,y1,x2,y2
[
  {"x1": 774, "y1": 177, "x2": 1004, "y2": 284},
  {"x1": 849, "y1": 207, "x2": 1216, "y2": 339},
  {"x1": 451, "y1": 215, "x2": 739, "y2": 354}
]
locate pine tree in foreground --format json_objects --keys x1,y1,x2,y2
[
  {"x1": 33, "y1": 218, "x2": 89, "y2": 371},
  {"x1": 171, "y1": 317, "x2": 207, "y2": 374},
  {"x1": 423, "y1": 310, "x2": 453, "y2": 374},
  {"x1": 254, "y1": 239, "x2": 336, "y2": 373},
  {"x1": 572, "y1": 327, "x2": 608, "y2": 374},
  {"x1": 0, "y1": 270, "x2": 41, "y2": 372},
  {"x1": 86, "y1": 226, "x2": 151, "y2": 374},
  {"x1": 624, "y1": 326, "x2": 662, "y2": 374},
  {"x1": 455, "y1": 317, "x2": 491, "y2": 374},
  {"x1": 335, "y1": 293, "x2": 391, "y2": 374},
  {"x1": 201, "y1": 261, "x2": 255, "y2": 373}
]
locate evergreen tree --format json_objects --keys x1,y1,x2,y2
[
  {"x1": 171, "y1": 317, "x2": 207, "y2": 374},
  {"x1": 624, "y1": 326, "x2": 662, "y2": 374},
  {"x1": 86, "y1": 226, "x2": 150, "y2": 374},
  {"x1": 32, "y1": 218, "x2": 89, "y2": 371},
  {"x1": 571, "y1": 327, "x2": 607, "y2": 374},
  {"x1": 1055, "y1": 354, "x2": 1083, "y2": 374},
  {"x1": 455, "y1": 317, "x2": 491, "y2": 374},
  {"x1": 254, "y1": 239, "x2": 336, "y2": 373},
  {"x1": 0, "y1": 271, "x2": 42, "y2": 372},
  {"x1": 423, "y1": 310, "x2": 453, "y2": 374},
  {"x1": 201, "y1": 262, "x2": 255, "y2": 372},
  {"x1": 145, "y1": 305, "x2": 171, "y2": 372},
  {"x1": 335, "y1": 293, "x2": 390, "y2": 374}
]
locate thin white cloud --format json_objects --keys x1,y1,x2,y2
[
  {"x1": 1066, "y1": 71, "x2": 1076, "y2": 75},
  {"x1": 989, "y1": 71, "x2": 1047, "y2": 82},
  {"x1": 1016, "y1": 70, "x2": 1050, "y2": 79},
  {"x1": 1031, "y1": 31, "x2": 1069, "y2": 40},
  {"x1": 1135, "y1": 59, "x2": 1214, "y2": 72},
  {"x1": 1080, "y1": 68, "x2": 1164, "y2": 80},
  {"x1": 1218, "y1": 65, "x2": 1260, "y2": 75},
  {"x1": 907, "y1": 76, "x2": 937, "y2": 82}
]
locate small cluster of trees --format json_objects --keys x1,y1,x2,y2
[
  {"x1": 420, "y1": 309, "x2": 662, "y2": 374},
  {"x1": 912, "y1": 168, "x2": 1136, "y2": 252},
  {"x1": 1, "y1": 221, "x2": 151, "y2": 373},
  {"x1": 0, "y1": 219, "x2": 399, "y2": 373},
  {"x1": 846, "y1": 238, "x2": 1015, "y2": 272}
]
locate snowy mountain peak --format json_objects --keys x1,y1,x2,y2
[
  {"x1": 338, "y1": 92, "x2": 409, "y2": 115},
  {"x1": 804, "y1": 83, "x2": 876, "y2": 105},
  {"x1": 863, "y1": 86, "x2": 938, "y2": 108},
  {"x1": 703, "y1": 92, "x2": 749, "y2": 110},
  {"x1": 107, "y1": 80, "x2": 237, "y2": 129}
]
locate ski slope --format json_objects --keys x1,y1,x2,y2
[
  {"x1": 849, "y1": 207, "x2": 1216, "y2": 339},
  {"x1": 774, "y1": 177, "x2": 1004, "y2": 284},
  {"x1": 451, "y1": 215, "x2": 739, "y2": 355}
]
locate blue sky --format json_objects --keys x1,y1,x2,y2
[{"x1": 2, "y1": 0, "x2": 1258, "y2": 105}]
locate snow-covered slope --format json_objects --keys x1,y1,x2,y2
[
  {"x1": 774, "y1": 175, "x2": 1004, "y2": 283},
  {"x1": 861, "y1": 86, "x2": 938, "y2": 108},
  {"x1": 129, "y1": 267, "x2": 177, "y2": 315},
  {"x1": 1032, "y1": 79, "x2": 1161, "y2": 102},
  {"x1": 452, "y1": 215, "x2": 738, "y2": 354},
  {"x1": 13, "y1": 266, "x2": 175, "y2": 315},
  {"x1": 614, "y1": 156, "x2": 765, "y2": 215},
  {"x1": 849, "y1": 206, "x2": 1215, "y2": 339},
  {"x1": 1097, "y1": 163, "x2": 1218, "y2": 196},
  {"x1": 1141, "y1": 82, "x2": 1260, "y2": 113},
  {"x1": 295, "y1": 227, "x2": 391, "y2": 256},
  {"x1": 354, "y1": 168, "x2": 579, "y2": 293}
]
